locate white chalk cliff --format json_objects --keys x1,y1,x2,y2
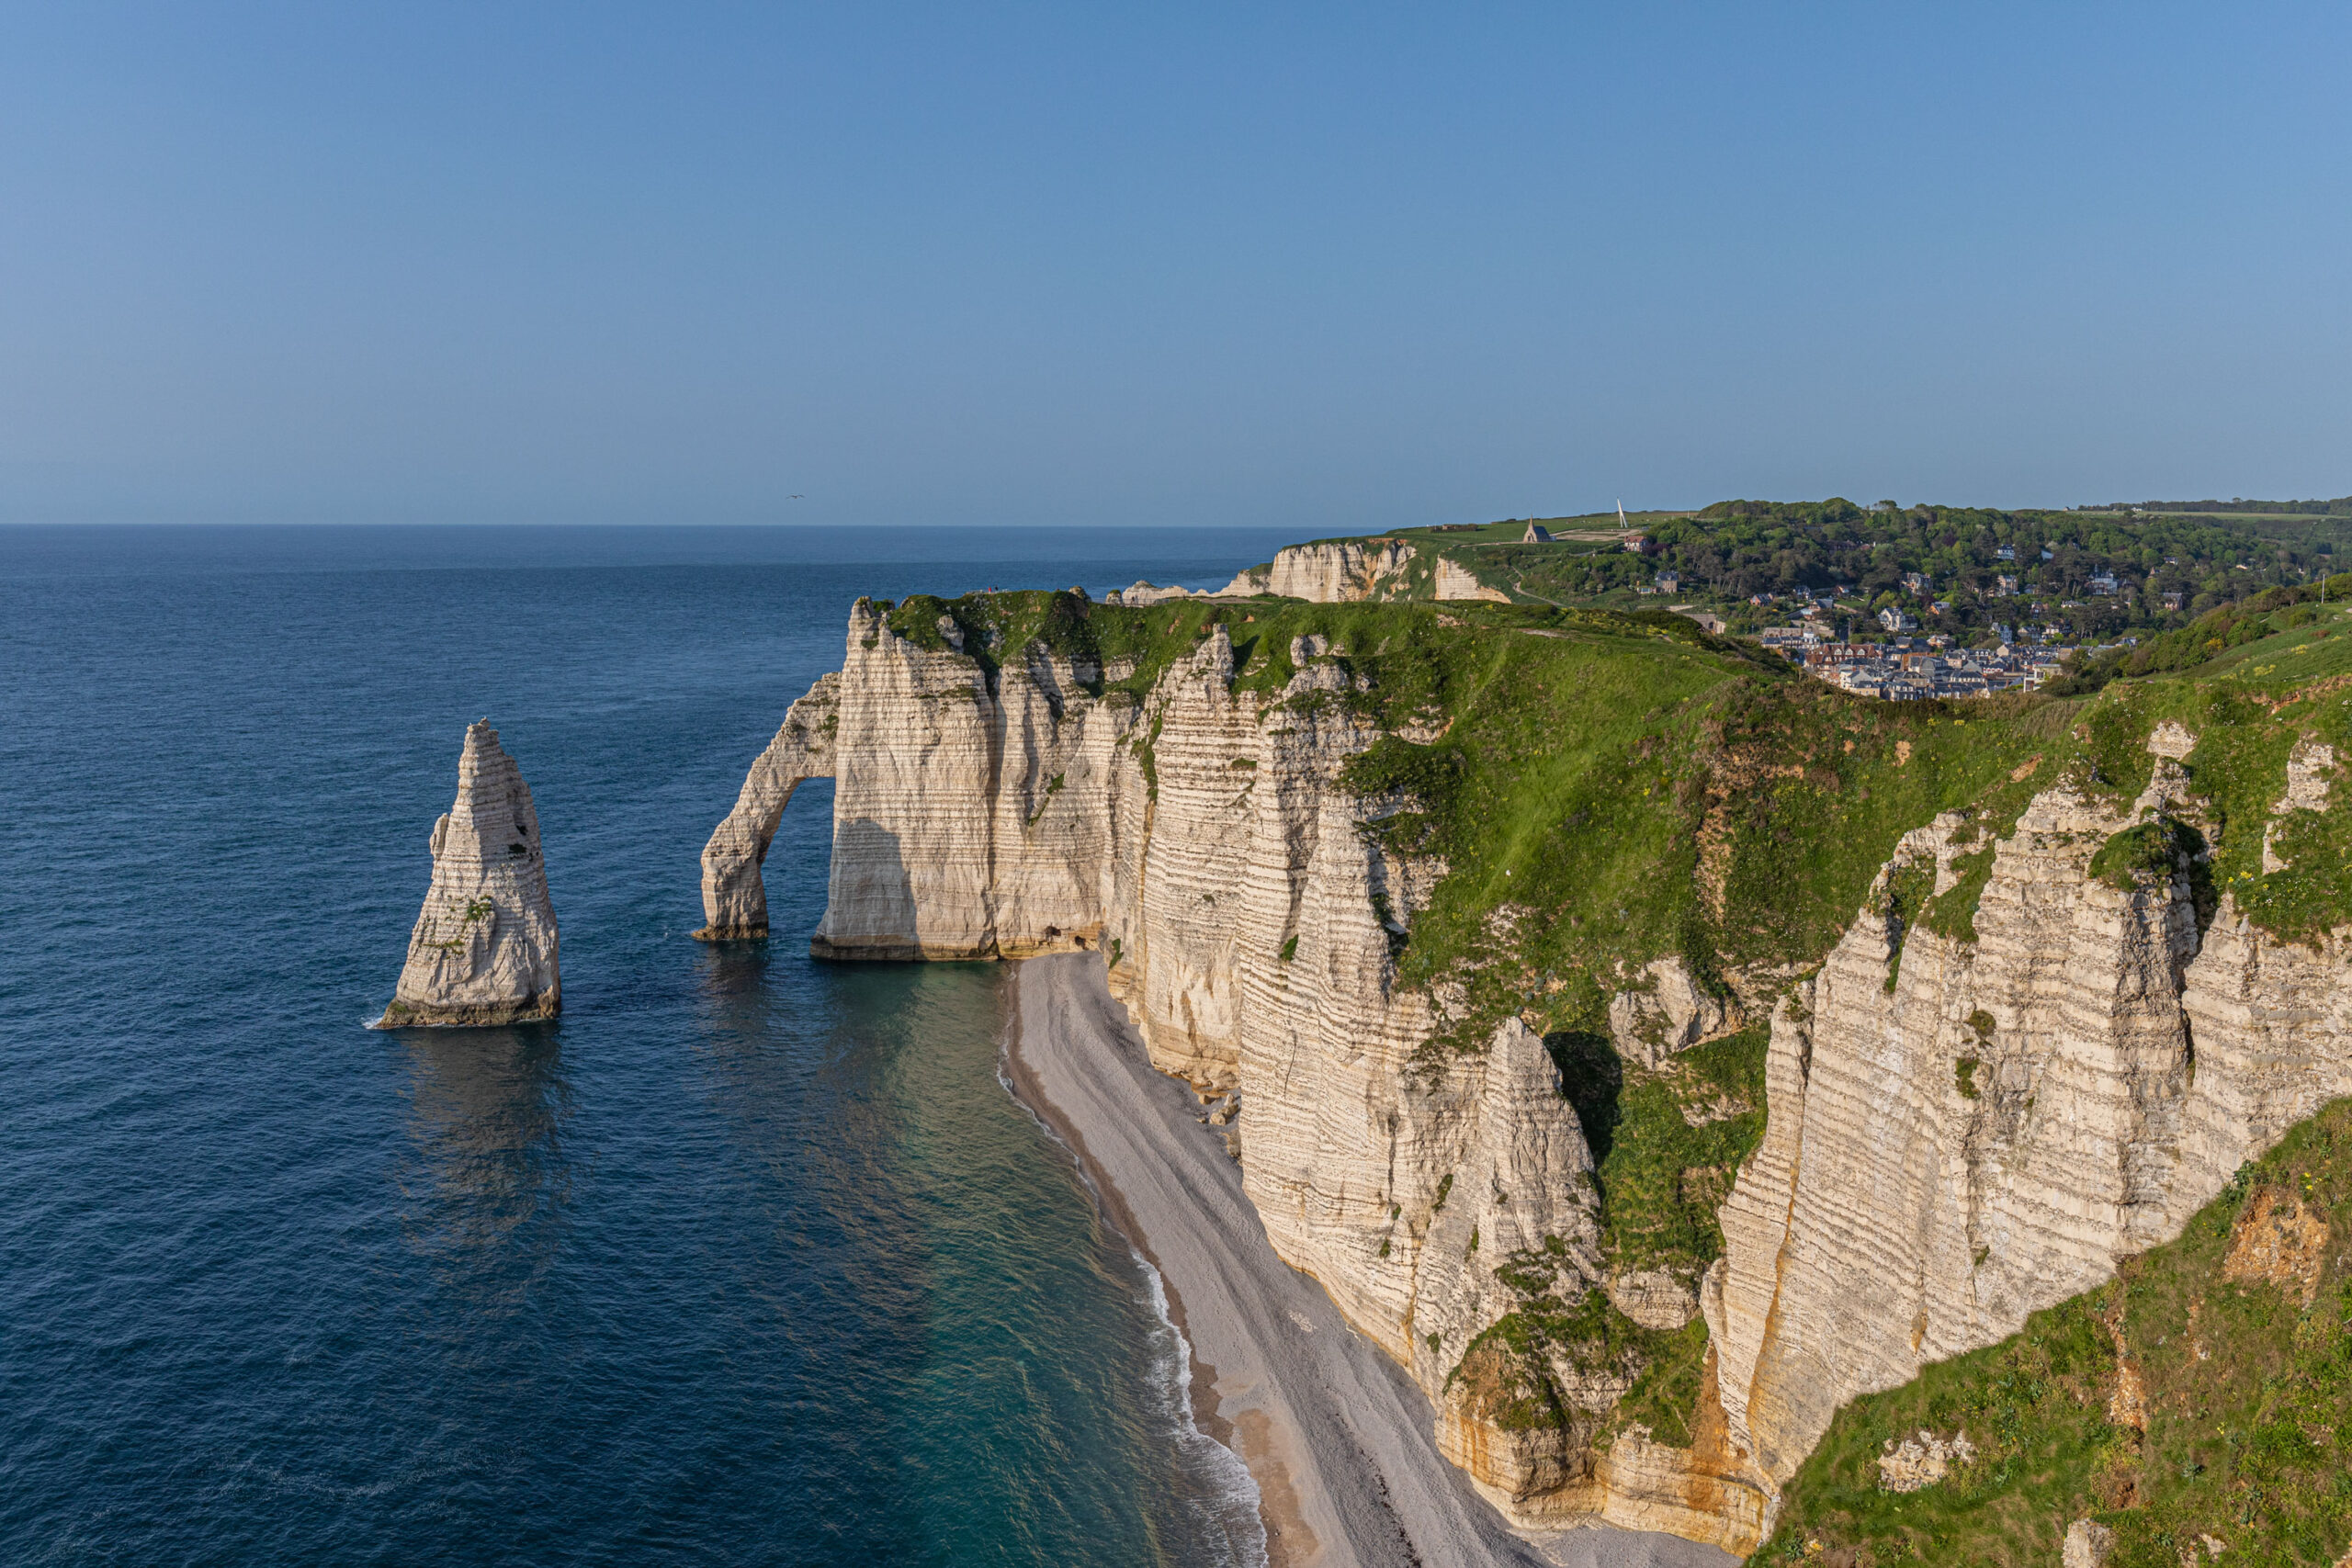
[
  {"x1": 381, "y1": 721, "x2": 560, "y2": 1027},
  {"x1": 702, "y1": 603, "x2": 2352, "y2": 1557},
  {"x1": 696, "y1": 674, "x2": 839, "y2": 938},
  {"x1": 699, "y1": 602, "x2": 1763, "y2": 1549},
  {"x1": 1711, "y1": 738, "x2": 2352, "y2": 1510},
  {"x1": 1433, "y1": 555, "x2": 1511, "y2": 603},
  {"x1": 1219, "y1": 539, "x2": 1509, "y2": 603}
]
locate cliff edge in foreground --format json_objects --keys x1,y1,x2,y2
[{"x1": 380, "y1": 720, "x2": 560, "y2": 1028}]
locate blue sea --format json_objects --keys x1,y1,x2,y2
[{"x1": 0, "y1": 525, "x2": 1310, "y2": 1567}]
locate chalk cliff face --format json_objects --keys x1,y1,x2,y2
[
  {"x1": 799, "y1": 602, "x2": 1126, "y2": 962},
  {"x1": 381, "y1": 721, "x2": 560, "y2": 1027},
  {"x1": 1710, "y1": 740, "x2": 2352, "y2": 1499},
  {"x1": 700, "y1": 603, "x2": 1674, "y2": 1521},
  {"x1": 711, "y1": 608, "x2": 1600, "y2": 1360},
  {"x1": 704, "y1": 600, "x2": 2352, "y2": 1558},
  {"x1": 1216, "y1": 539, "x2": 1509, "y2": 604},
  {"x1": 697, "y1": 674, "x2": 838, "y2": 939},
  {"x1": 1433, "y1": 556, "x2": 1510, "y2": 603},
  {"x1": 1221, "y1": 538, "x2": 1418, "y2": 600}
]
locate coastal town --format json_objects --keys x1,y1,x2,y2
[
  {"x1": 1748, "y1": 624, "x2": 2071, "y2": 698},
  {"x1": 1667, "y1": 591, "x2": 2078, "y2": 697},
  {"x1": 1391, "y1": 497, "x2": 2331, "y2": 704},
  {"x1": 1647, "y1": 554, "x2": 2095, "y2": 698}
]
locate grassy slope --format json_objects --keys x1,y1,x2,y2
[
  {"x1": 881, "y1": 591, "x2": 2042, "y2": 1278},
  {"x1": 877, "y1": 587, "x2": 2352, "y2": 1490},
  {"x1": 1757, "y1": 1101, "x2": 2352, "y2": 1568},
  {"x1": 1747, "y1": 614, "x2": 2352, "y2": 1565}
]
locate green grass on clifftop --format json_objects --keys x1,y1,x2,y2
[
  {"x1": 1758, "y1": 1100, "x2": 2352, "y2": 1568},
  {"x1": 871, "y1": 582, "x2": 2352, "y2": 1490}
]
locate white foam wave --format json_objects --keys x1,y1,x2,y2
[
  {"x1": 996, "y1": 1030, "x2": 1269, "y2": 1568},
  {"x1": 1130, "y1": 1246, "x2": 1270, "y2": 1568}
]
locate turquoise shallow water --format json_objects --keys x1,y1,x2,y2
[{"x1": 0, "y1": 525, "x2": 1297, "y2": 1566}]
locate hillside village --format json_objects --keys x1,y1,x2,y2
[
  {"x1": 1369, "y1": 495, "x2": 2352, "y2": 699},
  {"x1": 1752, "y1": 626, "x2": 2070, "y2": 699}
]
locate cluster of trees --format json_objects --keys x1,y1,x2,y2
[
  {"x1": 2101, "y1": 496, "x2": 2352, "y2": 517},
  {"x1": 1493, "y1": 498, "x2": 2329, "y2": 645},
  {"x1": 2045, "y1": 582, "x2": 2341, "y2": 694}
]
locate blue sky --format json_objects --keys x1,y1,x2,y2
[{"x1": 1, "y1": 3, "x2": 2345, "y2": 526}]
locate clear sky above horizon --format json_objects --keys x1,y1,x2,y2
[{"x1": 2, "y1": 3, "x2": 2346, "y2": 528}]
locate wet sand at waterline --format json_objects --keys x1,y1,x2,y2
[{"x1": 1006, "y1": 953, "x2": 1737, "y2": 1568}]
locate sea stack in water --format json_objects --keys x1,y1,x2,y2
[{"x1": 379, "y1": 721, "x2": 560, "y2": 1027}]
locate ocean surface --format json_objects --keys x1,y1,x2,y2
[{"x1": 0, "y1": 525, "x2": 1308, "y2": 1567}]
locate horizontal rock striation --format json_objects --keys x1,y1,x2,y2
[
  {"x1": 1217, "y1": 539, "x2": 1510, "y2": 604},
  {"x1": 695, "y1": 673, "x2": 839, "y2": 939},
  {"x1": 805, "y1": 600, "x2": 1124, "y2": 961},
  {"x1": 701, "y1": 601, "x2": 1693, "y2": 1540},
  {"x1": 381, "y1": 721, "x2": 560, "y2": 1028},
  {"x1": 1432, "y1": 556, "x2": 1510, "y2": 603},
  {"x1": 1712, "y1": 740, "x2": 2352, "y2": 1502},
  {"x1": 1221, "y1": 538, "x2": 1419, "y2": 600},
  {"x1": 703, "y1": 597, "x2": 2352, "y2": 1558}
]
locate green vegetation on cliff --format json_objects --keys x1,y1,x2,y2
[
  {"x1": 1546, "y1": 1023, "x2": 1770, "y2": 1278},
  {"x1": 872, "y1": 576, "x2": 2352, "y2": 1513},
  {"x1": 1759, "y1": 1100, "x2": 2352, "y2": 1568}
]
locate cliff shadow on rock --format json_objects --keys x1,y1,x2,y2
[
  {"x1": 808, "y1": 818, "x2": 923, "y2": 960},
  {"x1": 706, "y1": 599, "x2": 1118, "y2": 964},
  {"x1": 1544, "y1": 1029, "x2": 1625, "y2": 1168},
  {"x1": 691, "y1": 585, "x2": 1987, "y2": 1559}
]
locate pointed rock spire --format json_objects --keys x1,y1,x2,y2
[{"x1": 379, "y1": 720, "x2": 560, "y2": 1027}]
